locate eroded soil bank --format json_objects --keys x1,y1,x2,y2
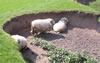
[
  {"x1": 3, "y1": 11, "x2": 100, "y2": 62},
  {"x1": 3, "y1": 11, "x2": 100, "y2": 35}
]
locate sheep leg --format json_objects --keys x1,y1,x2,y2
[
  {"x1": 33, "y1": 32, "x2": 40, "y2": 37},
  {"x1": 30, "y1": 26, "x2": 33, "y2": 34},
  {"x1": 37, "y1": 32, "x2": 41, "y2": 35},
  {"x1": 56, "y1": 32, "x2": 60, "y2": 34},
  {"x1": 33, "y1": 33, "x2": 37, "y2": 37},
  {"x1": 33, "y1": 28, "x2": 39, "y2": 36},
  {"x1": 30, "y1": 27, "x2": 38, "y2": 37}
]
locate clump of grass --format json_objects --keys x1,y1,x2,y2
[
  {"x1": 98, "y1": 17, "x2": 100, "y2": 23},
  {"x1": 31, "y1": 38, "x2": 56, "y2": 51},
  {"x1": 31, "y1": 38, "x2": 98, "y2": 63},
  {"x1": 89, "y1": 0, "x2": 100, "y2": 12},
  {"x1": 48, "y1": 48, "x2": 69, "y2": 63}
]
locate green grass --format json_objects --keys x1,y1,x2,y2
[
  {"x1": 89, "y1": 0, "x2": 100, "y2": 22},
  {"x1": 89, "y1": 0, "x2": 100, "y2": 12},
  {"x1": 89, "y1": 0, "x2": 100, "y2": 23},
  {"x1": 0, "y1": 0, "x2": 100, "y2": 63}
]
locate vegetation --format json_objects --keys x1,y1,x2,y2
[
  {"x1": 89, "y1": 0, "x2": 100, "y2": 22},
  {"x1": 98, "y1": 17, "x2": 100, "y2": 22},
  {"x1": 89, "y1": 0, "x2": 100, "y2": 12},
  {"x1": 0, "y1": 0, "x2": 100, "y2": 63},
  {"x1": 32, "y1": 38, "x2": 97, "y2": 63}
]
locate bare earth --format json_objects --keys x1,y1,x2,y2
[{"x1": 19, "y1": 26, "x2": 100, "y2": 62}]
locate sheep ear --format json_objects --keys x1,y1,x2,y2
[{"x1": 62, "y1": 17, "x2": 69, "y2": 22}]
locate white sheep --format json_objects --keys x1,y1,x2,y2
[
  {"x1": 53, "y1": 17, "x2": 69, "y2": 33},
  {"x1": 11, "y1": 35, "x2": 27, "y2": 50},
  {"x1": 30, "y1": 18, "x2": 55, "y2": 36}
]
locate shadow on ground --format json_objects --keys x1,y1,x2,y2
[
  {"x1": 21, "y1": 48, "x2": 37, "y2": 63},
  {"x1": 37, "y1": 32, "x2": 65, "y2": 41}
]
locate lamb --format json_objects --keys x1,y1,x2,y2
[
  {"x1": 11, "y1": 35, "x2": 27, "y2": 50},
  {"x1": 53, "y1": 17, "x2": 69, "y2": 33},
  {"x1": 30, "y1": 18, "x2": 55, "y2": 36}
]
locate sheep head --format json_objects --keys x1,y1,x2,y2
[{"x1": 59, "y1": 17, "x2": 69, "y2": 24}]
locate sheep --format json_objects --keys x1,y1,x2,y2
[
  {"x1": 30, "y1": 18, "x2": 55, "y2": 36},
  {"x1": 53, "y1": 17, "x2": 69, "y2": 33},
  {"x1": 11, "y1": 35, "x2": 27, "y2": 50}
]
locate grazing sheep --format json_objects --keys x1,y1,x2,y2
[
  {"x1": 53, "y1": 17, "x2": 69, "y2": 33},
  {"x1": 30, "y1": 18, "x2": 55, "y2": 36},
  {"x1": 11, "y1": 35, "x2": 27, "y2": 50}
]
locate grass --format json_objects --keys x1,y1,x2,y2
[
  {"x1": 89, "y1": 0, "x2": 100, "y2": 22},
  {"x1": 0, "y1": 0, "x2": 100, "y2": 63},
  {"x1": 89, "y1": 0, "x2": 100, "y2": 12},
  {"x1": 0, "y1": 32, "x2": 26, "y2": 63}
]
